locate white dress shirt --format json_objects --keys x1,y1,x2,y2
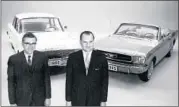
[
  {"x1": 82, "y1": 50, "x2": 92, "y2": 75},
  {"x1": 24, "y1": 52, "x2": 33, "y2": 64}
]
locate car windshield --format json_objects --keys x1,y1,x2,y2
[
  {"x1": 114, "y1": 23, "x2": 159, "y2": 40},
  {"x1": 19, "y1": 17, "x2": 63, "y2": 33}
]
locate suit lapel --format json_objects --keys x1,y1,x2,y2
[
  {"x1": 78, "y1": 50, "x2": 86, "y2": 75},
  {"x1": 20, "y1": 51, "x2": 34, "y2": 75},
  {"x1": 87, "y1": 50, "x2": 96, "y2": 76},
  {"x1": 20, "y1": 51, "x2": 29, "y2": 67},
  {"x1": 21, "y1": 50, "x2": 38, "y2": 73},
  {"x1": 77, "y1": 50, "x2": 96, "y2": 76},
  {"x1": 31, "y1": 51, "x2": 38, "y2": 71}
]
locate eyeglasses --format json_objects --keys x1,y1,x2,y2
[{"x1": 23, "y1": 42, "x2": 37, "y2": 45}]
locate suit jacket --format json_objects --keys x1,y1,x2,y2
[
  {"x1": 65, "y1": 50, "x2": 109, "y2": 106},
  {"x1": 7, "y1": 50, "x2": 51, "y2": 106}
]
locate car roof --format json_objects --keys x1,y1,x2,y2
[{"x1": 15, "y1": 12, "x2": 56, "y2": 19}]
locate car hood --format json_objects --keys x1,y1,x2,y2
[
  {"x1": 95, "y1": 35, "x2": 159, "y2": 56},
  {"x1": 31, "y1": 31, "x2": 80, "y2": 51}
]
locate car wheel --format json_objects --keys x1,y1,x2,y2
[
  {"x1": 138, "y1": 61, "x2": 154, "y2": 82},
  {"x1": 166, "y1": 47, "x2": 173, "y2": 57}
]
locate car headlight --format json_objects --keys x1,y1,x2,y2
[{"x1": 133, "y1": 56, "x2": 146, "y2": 64}]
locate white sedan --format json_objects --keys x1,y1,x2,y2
[{"x1": 7, "y1": 12, "x2": 80, "y2": 68}]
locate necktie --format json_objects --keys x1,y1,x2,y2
[
  {"x1": 28, "y1": 55, "x2": 32, "y2": 66},
  {"x1": 85, "y1": 52, "x2": 90, "y2": 75}
]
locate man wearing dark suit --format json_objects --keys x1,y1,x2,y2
[
  {"x1": 7, "y1": 32, "x2": 51, "y2": 106},
  {"x1": 65, "y1": 31, "x2": 109, "y2": 106}
]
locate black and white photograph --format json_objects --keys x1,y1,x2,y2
[{"x1": 1, "y1": 1, "x2": 178, "y2": 106}]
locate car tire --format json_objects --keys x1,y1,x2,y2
[
  {"x1": 166, "y1": 48, "x2": 173, "y2": 57},
  {"x1": 138, "y1": 61, "x2": 154, "y2": 82}
]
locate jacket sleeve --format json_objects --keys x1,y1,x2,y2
[
  {"x1": 65, "y1": 55, "x2": 73, "y2": 101},
  {"x1": 44, "y1": 55, "x2": 51, "y2": 98},
  {"x1": 7, "y1": 56, "x2": 16, "y2": 104},
  {"x1": 100, "y1": 56, "x2": 109, "y2": 102}
]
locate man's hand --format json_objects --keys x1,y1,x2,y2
[
  {"x1": 100, "y1": 102, "x2": 106, "y2": 106},
  {"x1": 10, "y1": 104, "x2": 17, "y2": 106},
  {"x1": 66, "y1": 101, "x2": 71, "y2": 106},
  {"x1": 44, "y1": 98, "x2": 51, "y2": 106}
]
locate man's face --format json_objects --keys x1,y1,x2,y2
[
  {"x1": 22, "y1": 37, "x2": 37, "y2": 54},
  {"x1": 80, "y1": 34, "x2": 94, "y2": 52}
]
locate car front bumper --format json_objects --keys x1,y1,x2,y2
[
  {"x1": 43, "y1": 49, "x2": 80, "y2": 67},
  {"x1": 108, "y1": 60, "x2": 148, "y2": 74}
]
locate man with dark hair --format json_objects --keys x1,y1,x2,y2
[
  {"x1": 65, "y1": 31, "x2": 109, "y2": 106},
  {"x1": 80, "y1": 31, "x2": 95, "y2": 40},
  {"x1": 7, "y1": 32, "x2": 51, "y2": 106},
  {"x1": 22, "y1": 32, "x2": 38, "y2": 42}
]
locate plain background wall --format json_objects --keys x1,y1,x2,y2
[{"x1": 1, "y1": 1, "x2": 178, "y2": 36}]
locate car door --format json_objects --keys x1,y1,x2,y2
[{"x1": 155, "y1": 32, "x2": 171, "y2": 62}]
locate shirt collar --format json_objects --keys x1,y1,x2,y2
[
  {"x1": 24, "y1": 51, "x2": 33, "y2": 60},
  {"x1": 82, "y1": 50, "x2": 93, "y2": 55}
]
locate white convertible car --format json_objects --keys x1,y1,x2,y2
[
  {"x1": 95, "y1": 23, "x2": 178, "y2": 82},
  {"x1": 7, "y1": 13, "x2": 80, "y2": 70}
]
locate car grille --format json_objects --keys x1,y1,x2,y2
[
  {"x1": 99, "y1": 50, "x2": 133, "y2": 64},
  {"x1": 42, "y1": 49, "x2": 80, "y2": 58}
]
